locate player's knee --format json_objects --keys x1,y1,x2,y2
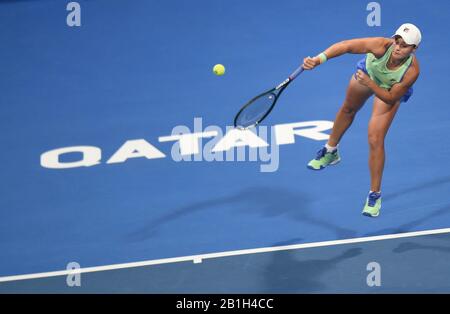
[
  {"x1": 341, "y1": 105, "x2": 358, "y2": 117},
  {"x1": 368, "y1": 133, "x2": 384, "y2": 149}
]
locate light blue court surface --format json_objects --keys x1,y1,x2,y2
[{"x1": 1, "y1": 0, "x2": 450, "y2": 293}]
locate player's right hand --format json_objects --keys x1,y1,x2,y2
[{"x1": 302, "y1": 56, "x2": 320, "y2": 70}]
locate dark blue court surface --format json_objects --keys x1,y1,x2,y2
[{"x1": 1, "y1": 0, "x2": 450, "y2": 293}]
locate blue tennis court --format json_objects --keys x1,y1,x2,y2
[{"x1": 1, "y1": 0, "x2": 450, "y2": 293}]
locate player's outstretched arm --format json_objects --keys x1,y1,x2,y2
[{"x1": 303, "y1": 37, "x2": 390, "y2": 70}]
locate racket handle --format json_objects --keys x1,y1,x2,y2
[{"x1": 289, "y1": 65, "x2": 305, "y2": 81}]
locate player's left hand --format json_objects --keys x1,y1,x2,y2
[{"x1": 355, "y1": 70, "x2": 372, "y2": 87}]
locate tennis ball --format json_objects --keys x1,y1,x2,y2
[{"x1": 213, "y1": 64, "x2": 225, "y2": 76}]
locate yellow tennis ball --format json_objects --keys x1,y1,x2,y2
[{"x1": 213, "y1": 64, "x2": 225, "y2": 76}]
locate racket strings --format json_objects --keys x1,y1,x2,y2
[{"x1": 235, "y1": 92, "x2": 277, "y2": 128}]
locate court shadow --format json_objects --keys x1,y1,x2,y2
[
  {"x1": 262, "y1": 246, "x2": 363, "y2": 293},
  {"x1": 383, "y1": 175, "x2": 450, "y2": 202},
  {"x1": 393, "y1": 241, "x2": 450, "y2": 254},
  {"x1": 128, "y1": 186, "x2": 357, "y2": 241},
  {"x1": 234, "y1": 187, "x2": 357, "y2": 239},
  {"x1": 127, "y1": 189, "x2": 254, "y2": 241},
  {"x1": 363, "y1": 204, "x2": 450, "y2": 237}
]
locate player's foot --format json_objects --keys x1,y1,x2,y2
[
  {"x1": 362, "y1": 191, "x2": 381, "y2": 217},
  {"x1": 307, "y1": 147, "x2": 340, "y2": 170}
]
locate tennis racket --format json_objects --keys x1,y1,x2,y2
[{"x1": 233, "y1": 64, "x2": 305, "y2": 130}]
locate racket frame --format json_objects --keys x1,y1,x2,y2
[{"x1": 233, "y1": 66, "x2": 304, "y2": 130}]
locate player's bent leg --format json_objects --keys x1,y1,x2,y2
[
  {"x1": 307, "y1": 77, "x2": 373, "y2": 171},
  {"x1": 327, "y1": 76, "x2": 374, "y2": 147}
]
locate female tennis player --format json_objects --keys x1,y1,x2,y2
[{"x1": 303, "y1": 23, "x2": 421, "y2": 217}]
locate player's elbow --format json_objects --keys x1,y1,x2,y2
[
  {"x1": 388, "y1": 88, "x2": 410, "y2": 105},
  {"x1": 387, "y1": 99, "x2": 398, "y2": 106},
  {"x1": 378, "y1": 92, "x2": 398, "y2": 106},
  {"x1": 381, "y1": 86, "x2": 403, "y2": 105},
  {"x1": 386, "y1": 95, "x2": 400, "y2": 106}
]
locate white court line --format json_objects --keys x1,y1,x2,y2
[{"x1": 1, "y1": 227, "x2": 450, "y2": 283}]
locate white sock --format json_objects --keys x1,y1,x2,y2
[
  {"x1": 325, "y1": 143, "x2": 337, "y2": 152},
  {"x1": 370, "y1": 190, "x2": 381, "y2": 195}
]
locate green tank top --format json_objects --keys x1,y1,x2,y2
[{"x1": 365, "y1": 45, "x2": 413, "y2": 89}]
